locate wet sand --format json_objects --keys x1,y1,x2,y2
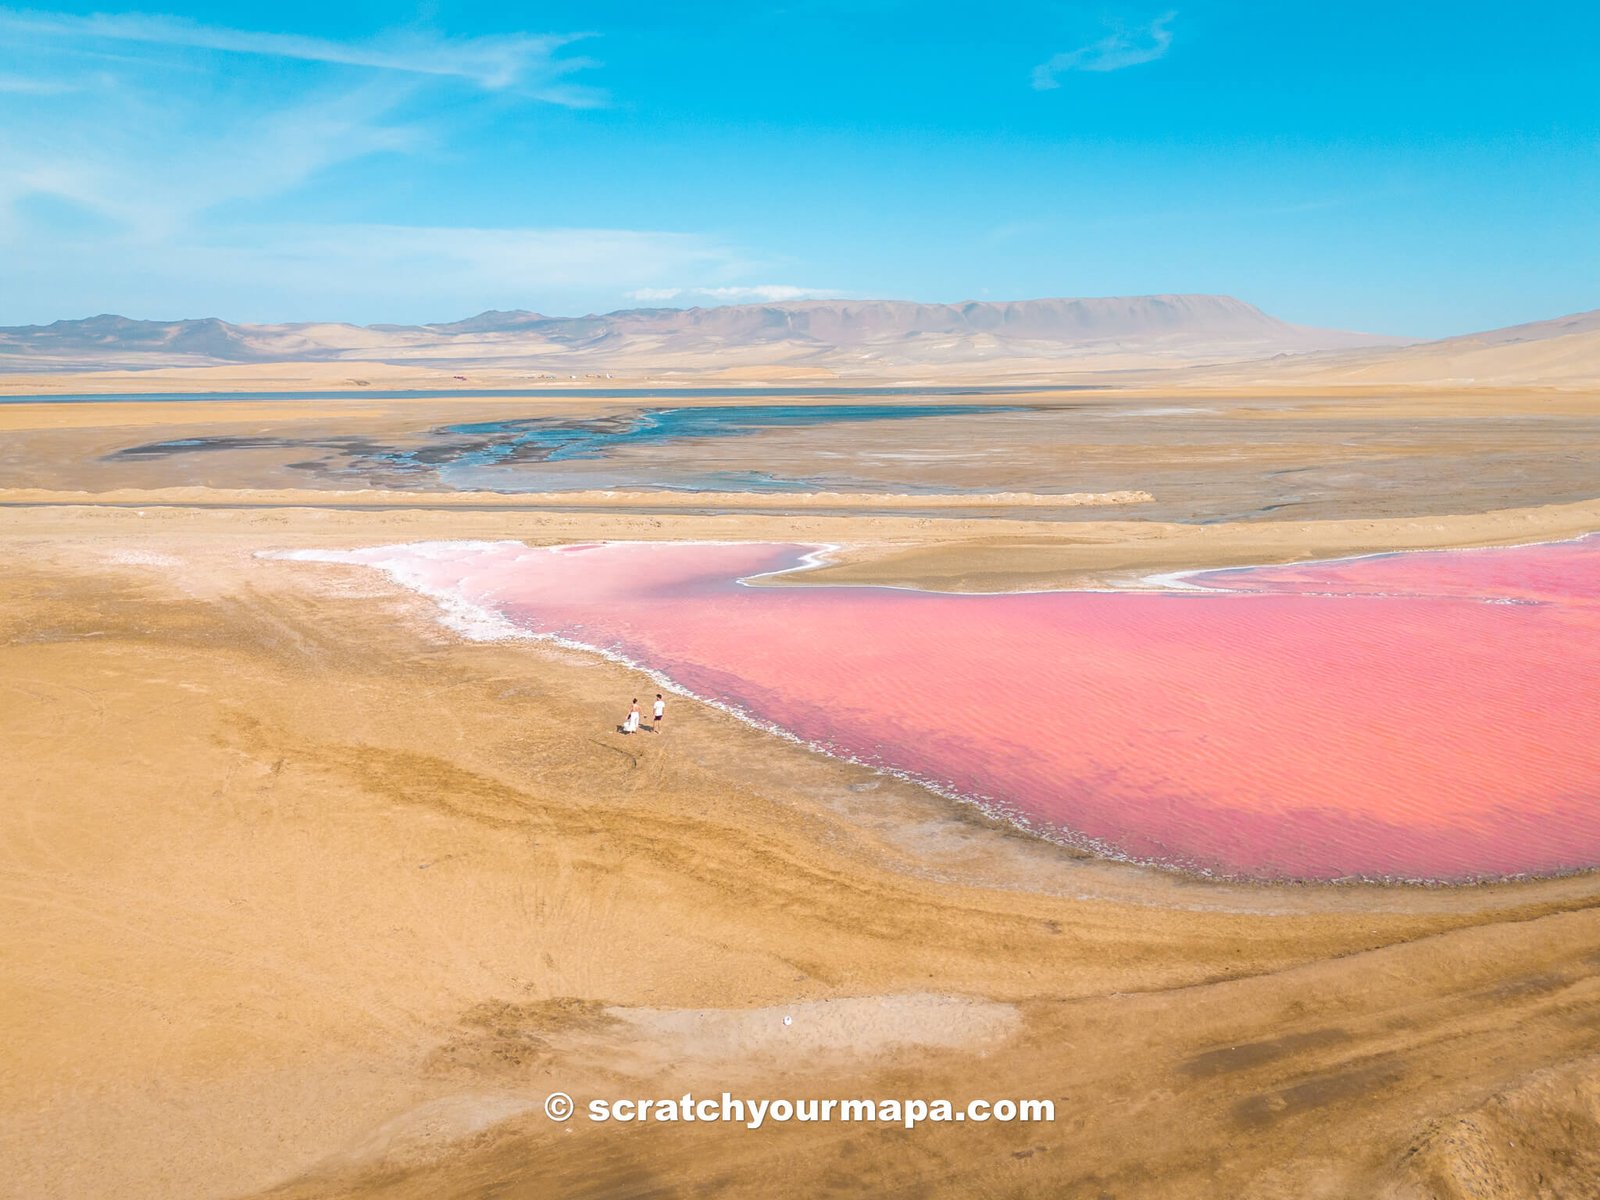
[
  {"x1": 5, "y1": 386, "x2": 1600, "y2": 525},
  {"x1": 5, "y1": 385, "x2": 1600, "y2": 1198}
]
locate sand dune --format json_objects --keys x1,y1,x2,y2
[{"x1": 1209, "y1": 308, "x2": 1600, "y2": 388}]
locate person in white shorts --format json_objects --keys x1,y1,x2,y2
[{"x1": 622, "y1": 699, "x2": 641, "y2": 734}]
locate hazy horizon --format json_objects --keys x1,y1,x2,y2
[
  {"x1": 3, "y1": 2, "x2": 1596, "y2": 337},
  {"x1": 10, "y1": 292, "x2": 1597, "y2": 346},
  {"x1": 1, "y1": 291, "x2": 1405, "y2": 334}
]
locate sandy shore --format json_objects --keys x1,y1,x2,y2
[
  {"x1": 5, "y1": 382, "x2": 1600, "y2": 1198},
  {"x1": 4, "y1": 505, "x2": 1600, "y2": 1199}
]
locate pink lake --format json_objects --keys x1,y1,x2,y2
[{"x1": 306, "y1": 537, "x2": 1600, "y2": 882}]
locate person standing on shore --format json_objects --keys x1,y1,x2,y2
[
  {"x1": 649, "y1": 694, "x2": 665, "y2": 732},
  {"x1": 623, "y1": 699, "x2": 641, "y2": 734}
]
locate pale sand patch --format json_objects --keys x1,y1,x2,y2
[
  {"x1": 0, "y1": 485, "x2": 1154, "y2": 509},
  {"x1": 99, "y1": 547, "x2": 183, "y2": 567},
  {"x1": 611, "y1": 994, "x2": 1021, "y2": 1063}
]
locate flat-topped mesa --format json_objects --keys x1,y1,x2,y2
[
  {"x1": 606, "y1": 294, "x2": 1298, "y2": 341},
  {"x1": 414, "y1": 294, "x2": 1372, "y2": 348}
]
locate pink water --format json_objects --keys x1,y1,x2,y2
[{"x1": 323, "y1": 537, "x2": 1600, "y2": 881}]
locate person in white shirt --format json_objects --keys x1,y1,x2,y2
[{"x1": 648, "y1": 694, "x2": 666, "y2": 732}]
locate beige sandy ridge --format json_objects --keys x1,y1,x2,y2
[
  {"x1": 5, "y1": 493, "x2": 1599, "y2": 591},
  {"x1": 767, "y1": 496, "x2": 1600, "y2": 590},
  {"x1": 0, "y1": 485, "x2": 1155, "y2": 511}
]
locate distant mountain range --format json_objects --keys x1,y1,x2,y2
[{"x1": 0, "y1": 295, "x2": 1403, "y2": 373}]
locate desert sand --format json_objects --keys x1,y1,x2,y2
[{"x1": 4, "y1": 371, "x2": 1600, "y2": 1199}]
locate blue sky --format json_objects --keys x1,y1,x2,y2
[{"x1": 1, "y1": 1, "x2": 1596, "y2": 335}]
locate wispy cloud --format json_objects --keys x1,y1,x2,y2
[
  {"x1": 1032, "y1": 11, "x2": 1176, "y2": 89},
  {"x1": 627, "y1": 284, "x2": 840, "y2": 304},
  {"x1": 0, "y1": 10, "x2": 602, "y2": 245},
  {"x1": 0, "y1": 81, "x2": 423, "y2": 239},
  {"x1": 0, "y1": 10, "x2": 804, "y2": 320},
  {"x1": 0, "y1": 223, "x2": 763, "y2": 321},
  {"x1": 0, "y1": 9, "x2": 601, "y2": 102},
  {"x1": 0, "y1": 72, "x2": 76, "y2": 94}
]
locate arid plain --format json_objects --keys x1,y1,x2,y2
[{"x1": 5, "y1": 307, "x2": 1600, "y2": 1199}]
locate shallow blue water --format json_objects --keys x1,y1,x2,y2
[
  {"x1": 103, "y1": 400, "x2": 1033, "y2": 494},
  {"x1": 423, "y1": 403, "x2": 1023, "y2": 472}
]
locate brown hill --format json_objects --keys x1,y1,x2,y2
[
  {"x1": 0, "y1": 295, "x2": 1397, "y2": 374},
  {"x1": 1211, "y1": 308, "x2": 1600, "y2": 388}
]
